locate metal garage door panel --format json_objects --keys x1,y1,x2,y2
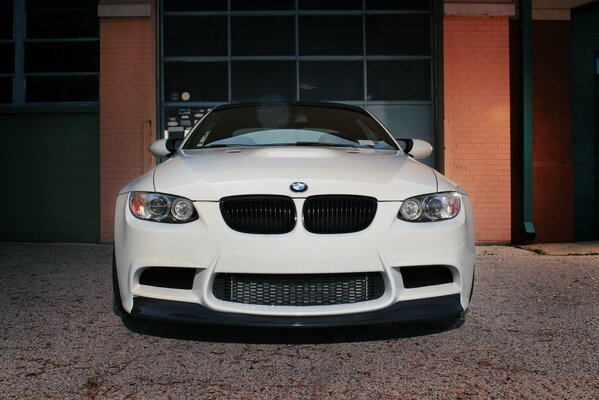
[{"x1": 0, "y1": 113, "x2": 100, "y2": 242}]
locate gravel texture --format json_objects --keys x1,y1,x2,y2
[{"x1": 0, "y1": 243, "x2": 598, "y2": 399}]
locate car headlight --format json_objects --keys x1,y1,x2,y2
[
  {"x1": 398, "y1": 192, "x2": 461, "y2": 222},
  {"x1": 129, "y1": 192, "x2": 198, "y2": 223}
]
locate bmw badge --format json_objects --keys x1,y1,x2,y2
[{"x1": 290, "y1": 182, "x2": 308, "y2": 193}]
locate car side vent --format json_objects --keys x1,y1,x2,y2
[
  {"x1": 397, "y1": 265, "x2": 454, "y2": 288},
  {"x1": 220, "y1": 195, "x2": 296, "y2": 234},
  {"x1": 303, "y1": 195, "x2": 377, "y2": 234},
  {"x1": 139, "y1": 267, "x2": 197, "y2": 290}
]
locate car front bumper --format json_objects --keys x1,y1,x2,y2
[{"x1": 114, "y1": 193, "x2": 475, "y2": 326}]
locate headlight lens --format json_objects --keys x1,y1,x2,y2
[
  {"x1": 172, "y1": 198, "x2": 195, "y2": 221},
  {"x1": 129, "y1": 192, "x2": 198, "y2": 223},
  {"x1": 399, "y1": 192, "x2": 461, "y2": 222}
]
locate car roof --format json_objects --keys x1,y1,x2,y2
[{"x1": 212, "y1": 101, "x2": 370, "y2": 116}]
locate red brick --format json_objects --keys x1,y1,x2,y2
[
  {"x1": 99, "y1": 8, "x2": 157, "y2": 243},
  {"x1": 444, "y1": 16, "x2": 511, "y2": 243}
]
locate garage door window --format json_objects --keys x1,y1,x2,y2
[
  {"x1": 0, "y1": 0, "x2": 99, "y2": 105},
  {"x1": 160, "y1": 0, "x2": 434, "y2": 141}
]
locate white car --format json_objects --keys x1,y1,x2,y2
[{"x1": 113, "y1": 102, "x2": 475, "y2": 327}]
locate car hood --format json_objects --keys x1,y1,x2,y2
[{"x1": 152, "y1": 147, "x2": 442, "y2": 201}]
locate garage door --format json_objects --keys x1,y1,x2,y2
[
  {"x1": 160, "y1": 0, "x2": 435, "y2": 164},
  {"x1": 0, "y1": 0, "x2": 100, "y2": 242}
]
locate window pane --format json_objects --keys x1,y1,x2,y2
[
  {"x1": 164, "y1": 16, "x2": 227, "y2": 57},
  {"x1": 163, "y1": 0, "x2": 227, "y2": 12},
  {"x1": 0, "y1": 9, "x2": 12, "y2": 39},
  {"x1": 232, "y1": 61, "x2": 296, "y2": 101},
  {"x1": 165, "y1": 106, "x2": 214, "y2": 138},
  {"x1": 366, "y1": 14, "x2": 430, "y2": 55},
  {"x1": 299, "y1": 16, "x2": 362, "y2": 56},
  {"x1": 25, "y1": 42, "x2": 98, "y2": 73},
  {"x1": 366, "y1": 0, "x2": 430, "y2": 10},
  {"x1": 232, "y1": 16, "x2": 294, "y2": 56},
  {"x1": 231, "y1": 0, "x2": 294, "y2": 10},
  {"x1": 0, "y1": 43, "x2": 14, "y2": 73},
  {"x1": 367, "y1": 104, "x2": 433, "y2": 145},
  {"x1": 27, "y1": 10, "x2": 98, "y2": 38},
  {"x1": 27, "y1": 0, "x2": 97, "y2": 9},
  {"x1": 299, "y1": 0, "x2": 362, "y2": 10},
  {"x1": 367, "y1": 60, "x2": 430, "y2": 101},
  {"x1": 26, "y1": 75, "x2": 98, "y2": 102},
  {"x1": 0, "y1": 77, "x2": 11, "y2": 103},
  {"x1": 164, "y1": 62, "x2": 228, "y2": 102},
  {"x1": 300, "y1": 61, "x2": 363, "y2": 101}
]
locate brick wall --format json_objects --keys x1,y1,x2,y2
[
  {"x1": 444, "y1": 17, "x2": 511, "y2": 243},
  {"x1": 99, "y1": 8, "x2": 155, "y2": 243}
]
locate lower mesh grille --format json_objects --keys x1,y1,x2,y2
[{"x1": 212, "y1": 273, "x2": 385, "y2": 306}]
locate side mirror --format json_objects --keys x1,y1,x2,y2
[
  {"x1": 398, "y1": 138, "x2": 433, "y2": 160},
  {"x1": 150, "y1": 138, "x2": 182, "y2": 158}
]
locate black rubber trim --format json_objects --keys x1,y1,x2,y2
[
  {"x1": 130, "y1": 294, "x2": 463, "y2": 327},
  {"x1": 211, "y1": 101, "x2": 371, "y2": 116}
]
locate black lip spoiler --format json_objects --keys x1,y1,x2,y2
[{"x1": 130, "y1": 295, "x2": 463, "y2": 327}]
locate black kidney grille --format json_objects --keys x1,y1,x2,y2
[
  {"x1": 303, "y1": 195, "x2": 378, "y2": 234},
  {"x1": 213, "y1": 273, "x2": 384, "y2": 306},
  {"x1": 220, "y1": 195, "x2": 296, "y2": 234}
]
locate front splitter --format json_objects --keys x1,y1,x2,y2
[{"x1": 130, "y1": 294, "x2": 463, "y2": 327}]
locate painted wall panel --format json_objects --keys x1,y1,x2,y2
[
  {"x1": 572, "y1": 3, "x2": 599, "y2": 240},
  {"x1": 531, "y1": 20, "x2": 574, "y2": 243}
]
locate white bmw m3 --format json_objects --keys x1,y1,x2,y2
[{"x1": 113, "y1": 102, "x2": 475, "y2": 327}]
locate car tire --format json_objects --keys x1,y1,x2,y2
[
  {"x1": 439, "y1": 313, "x2": 466, "y2": 329},
  {"x1": 432, "y1": 270, "x2": 474, "y2": 330},
  {"x1": 469, "y1": 265, "x2": 475, "y2": 303},
  {"x1": 112, "y1": 246, "x2": 128, "y2": 317},
  {"x1": 440, "y1": 266, "x2": 474, "y2": 329}
]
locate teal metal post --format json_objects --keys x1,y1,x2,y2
[{"x1": 521, "y1": 0, "x2": 536, "y2": 239}]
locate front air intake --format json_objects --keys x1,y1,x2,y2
[
  {"x1": 398, "y1": 265, "x2": 454, "y2": 288},
  {"x1": 303, "y1": 195, "x2": 377, "y2": 234},
  {"x1": 212, "y1": 273, "x2": 385, "y2": 306},
  {"x1": 220, "y1": 195, "x2": 296, "y2": 234},
  {"x1": 139, "y1": 267, "x2": 197, "y2": 290}
]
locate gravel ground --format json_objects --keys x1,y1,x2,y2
[{"x1": 0, "y1": 243, "x2": 598, "y2": 399}]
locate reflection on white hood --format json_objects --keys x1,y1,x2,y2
[{"x1": 150, "y1": 147, "x2": 443, "y2": 201}]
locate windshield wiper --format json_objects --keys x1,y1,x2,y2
[
  {"x1": 201, "y1": 142, "x2": 361, "y2": 149},
  {"x1": 292, "y1": 142, "x2": 359, "y2": 148},
  {"x1": 201, "y1": 144, "x2": 253, "y2": 148}
]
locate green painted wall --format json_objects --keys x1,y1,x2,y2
[
  {"x1": 0, "y1": 112, "x2": 99, "y2": 242},
  {"x1": 572, "y1": 3, "x2": 599, "y2": 241}
]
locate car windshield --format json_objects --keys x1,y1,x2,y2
[{"x1": 183, "y1": 104, "x2": 398, "y2": 150}]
